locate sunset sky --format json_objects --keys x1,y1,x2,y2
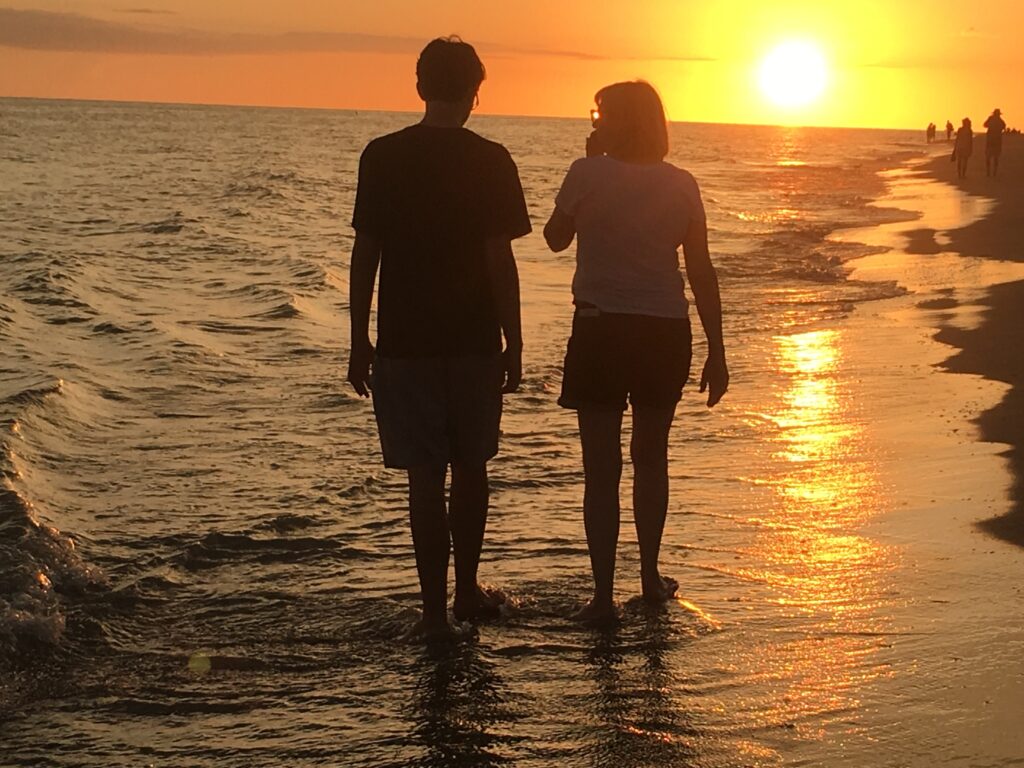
[{"x1": 1, "y1": 0, "x2": 1021, "y2": 129}]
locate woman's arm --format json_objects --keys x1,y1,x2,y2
[
  {"x1": 544, "y1": 206, "x2": 576, "y2": 252},
  {"x1": 682, "y1": 218, "x2": 729, "y2": 407}
]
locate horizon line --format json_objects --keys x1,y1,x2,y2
[{"x1": 0, "y1": 94, "x2": 924, "y2": 132}]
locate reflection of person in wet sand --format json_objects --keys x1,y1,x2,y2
[
  {"x1": 984, "y1": 108, "x2": 1006, "y2": 177},
  {"x1": 347, "y1": 37, "x2": 531, "y2": 639},
  {"x1": 953, "y1": 117, "x2": 973, "y2": 179},
  {"x1": 544, "y1": 81, "x2": 729, "y2": 623}
]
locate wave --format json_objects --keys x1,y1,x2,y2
[
  {"x1": 222, "y1": 181, "x2": 287, "y2": 201},
  {"x1": 141, "y1": 218, "x2": 187, "y2": 235},
  {"x1": 249, "y1": 302, "x2": 301, "y2": 320},
  {"x1": 0, "y1": 480, "x2": 106, "y2": 661},
  {"x1": 176, "y1": 531, "x2": 364, "y2": 571},
  {"x1": 180, "y1": 319, "x2": 287, "y2": 334},
  {"x1": 4, "y1": 380, "x2": 64, "y2": 407}
]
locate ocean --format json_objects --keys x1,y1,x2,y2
[{"x1": 0, "y1": 98, "x2": 979, "y2": 766}]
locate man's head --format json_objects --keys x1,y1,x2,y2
[{"x1": 416, "y1": 37, "x2": 485, "y2": 112}]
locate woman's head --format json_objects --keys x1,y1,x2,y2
[{"x1": 593, "y1": 81, "x2": 669, "y2": 163}]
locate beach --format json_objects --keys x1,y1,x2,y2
[
  {"x1": 829, "y1": 136, "x2": 1024, "y2": 760},
  {"x1": 924, "y1": 135, "x2": 1024, "y2": 547},
  {"x1": 3, "y1": 100, "x2": 1024, "y2": 765}
]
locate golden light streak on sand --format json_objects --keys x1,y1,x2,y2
[{"x1": 674, "y1": 596, "x2": 724, "y2": 630}]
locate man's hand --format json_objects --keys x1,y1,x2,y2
[
  {"x1": 699, "y1": 351, "x2": 729, "y2": 408},
  {"x1": 502, "y1": 347, "x2": 522, "y2": 394},
  {"x1": 347, "y1": 338, "x2": 374, "y2": 397}
]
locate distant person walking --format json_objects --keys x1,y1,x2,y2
[
  {"x1": 953, "y1": 117, "x2": 973, "y2": 178},
  {"x1": 945, "y1": 120, "x2": 955, "y2": 142},
  {"x1": 544, "y1": 81, "x2": 729, "y2": 623},
  {"x1": 347, "y1": 37, "x2": 531, "y2": 639},
  {"x1": 926, "y1": 122, "x2": 936, "y2": 143},
  {"x1": 984, "y1": 108, "x2": 1006, "y2": 177}
]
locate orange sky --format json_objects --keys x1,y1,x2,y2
[{"x1": 1, "y1": 0, "x2": 1021, "y2": 128}]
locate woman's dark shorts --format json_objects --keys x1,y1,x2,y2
[{"x1": 559, "y1": 306, "x2": 692, "y2": 411}]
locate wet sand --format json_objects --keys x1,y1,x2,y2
[
  {"x1": 827, "y1": 150, "x2": 1024, "y2": 763},
  {"x1": 923, "y1": 134, "x2": 1024, "y2": 546}
]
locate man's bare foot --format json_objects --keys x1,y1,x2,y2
[
  {"x1": 572, "y1": 599, "x2": 618, "y2": 624},
  {"x1": 406, "y1": 614, "x2": 452, "y2": 643},
  {"x1": 641, "y1": 574, "x2": 679, "y2": 604},
  {"x1": 452, "y1": 585, "x2": 506, "y2": 622}
]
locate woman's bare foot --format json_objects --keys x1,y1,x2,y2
[
  {"x1": 641, "y1": 574, "x2": 679, "y2": 604},
  {"x1": 452, "y1": 585, "x2": 506, "y2": 622},
  {"x1": 572, "y1": 598, "x2": 618, "y2": 624}
]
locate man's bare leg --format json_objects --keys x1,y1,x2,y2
[
  {"x1": 575, "y1": 408, "x2": 624, "y2": 622},
  {"x1": 408, "y1": 464, "x2": 451, "y2": 637},
  {"x1": 631, "y1": 405, "x2": 679, "y2": 603},
  {"x1": 450, "y1": 461, "x2": 504, "y2": 621}
]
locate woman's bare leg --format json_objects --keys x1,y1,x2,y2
[
  {"x1": 631, "y1": 405, "x2": 679, "y2": 603},
  {"x1": 575, "y1": 408, "x2": 624, "y2": 620}
]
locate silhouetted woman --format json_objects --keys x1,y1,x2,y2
[
  {"x1": 954, "y1": 117, "x2": 973, "y2": 178},
  {"x1": 544, "y1": 81, "x2": 729, "y2": 622}
]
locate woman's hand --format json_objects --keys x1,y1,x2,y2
[
  {"x1": 585, "y1": 129, "x2": 606, "y2": 157},
  {"x1": 699, "y1": 351, "x2": 729, "y2": 408}
]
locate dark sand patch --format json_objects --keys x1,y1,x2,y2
[
  {"x1": 917, "y1": 297, "x2": 959, "y2": 310},
  {"x1": 902, "y1": 227, "x2": 944, "y2": 255},
  {"x1": 923, "y1": 134, "x2": 1024, "y2": 546}
]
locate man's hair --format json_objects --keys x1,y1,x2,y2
[
  {"x1": 416, "y1": 36, "x2": 486, "y2": 102},
  {"x1": 594, "y1": 81, "x2": 669, "y2": 163}
]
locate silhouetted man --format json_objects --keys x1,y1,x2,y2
[
  {"x1": 984, "y1": 108, "x2": 1006, "y2": 177},
  {"x1": 347, "y1": 37, "x2": 531, "y2": 639},
  {"x1": 945, "y1": 120, "x2": 954, "y2": 142}
]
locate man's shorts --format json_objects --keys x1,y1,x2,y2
[
  {"x1": 371, "y1": 355, "x2": 504, "y2": 469},
  {"x1": 559, "y1": 306, "x2": 692, "y2": 411}
]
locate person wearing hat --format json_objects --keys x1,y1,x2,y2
[{"x1": 984, "y1": 108, "x2": 1007, "y2": 177}]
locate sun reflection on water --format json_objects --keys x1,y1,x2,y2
[{"x1": 740, "y1": 328, "x2": 899, "y2": 736}]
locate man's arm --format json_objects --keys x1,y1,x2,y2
[
  {"x1": 347, "y1": 231, "x2": 381, "y2": 397},
  {"x1": 682, "y1": 218, "x2": 729, "y2": 407},
  {"x1": 485, "y1": 236, "x2": 523, "y2": 393}
]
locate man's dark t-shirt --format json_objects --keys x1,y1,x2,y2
[
  {"x1": 351, "y1": 125, "x2": 532, "y2": 358},
  {"x1": 985, "y1": 114, "x2": 1006, "y2": 149}
]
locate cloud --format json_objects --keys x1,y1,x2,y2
[
  {"x1": 0, "y1": 9, "x2": 422, "y2": 55},
  {"x1": 114, "y1": 8, "x2": 177, "y2": 15},
  {"x1": 0, "y1": 8, "x2": 712, "y2": 61}
]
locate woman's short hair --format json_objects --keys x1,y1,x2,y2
[
  {"x1": 594, "y1": 81, "x2": 669, "y2": 162},
  {"x1": 416, "y1": 37, "x2": 486, "y2": 102}
]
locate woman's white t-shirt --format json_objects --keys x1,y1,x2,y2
[{"x1": 555, "y1": 155, "x2": 706, "y2": 319}]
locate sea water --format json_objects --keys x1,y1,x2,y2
[{"x1": 1, "y1": 98, "x2": 960, "y2": 766}]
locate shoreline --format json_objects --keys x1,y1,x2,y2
[
  {"x1": 827, "y1": 141, "x2": 1024, "y2": 760},
  {"x1": 920, "y1": 134, "x2": 1024, "y2": 546}
]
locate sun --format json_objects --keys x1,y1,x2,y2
[{"x1": 758, "y1": 41, "x2": 828, "y2": 109}]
